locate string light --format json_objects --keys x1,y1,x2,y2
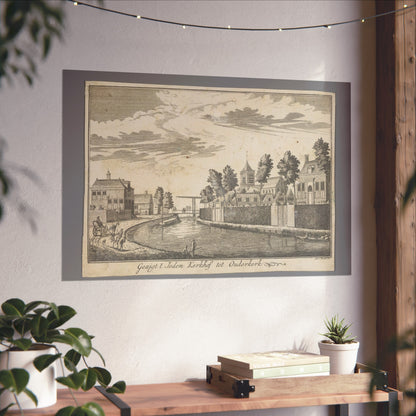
[{"x1": 67, "y1": 0, "x2": 416, "y2": 32}]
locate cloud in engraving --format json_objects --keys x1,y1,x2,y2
[{"x1": 90, "y1": 132, "x2": 225, "y2": 163}]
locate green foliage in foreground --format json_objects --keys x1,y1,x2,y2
[{"x1": 0, "y1": 298, "x2": 126, "y2": 415}]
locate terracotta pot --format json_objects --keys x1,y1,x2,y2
[
  {"x1": 0, "y1": 344, "x2": 57, "y2": 409},
  {"x1": 318, "y1": 341, "x2": 359, "y2": 374}
]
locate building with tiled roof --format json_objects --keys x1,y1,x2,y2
[
  {"x1": 90, "y1": 170, "x2": 135, "y2": 222},
  {"x1": 134, "y1": 191, "x2": 153, "y2": 215},
  {"x1": 295, "y1": 155, "x2": 327, "y2": 205}
]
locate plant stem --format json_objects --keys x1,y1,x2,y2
[
  {"x1": 55, "y1": 346, "x2": 78, "y2": 407},
  {"x1": 13, "y1": 392, "x2": 24, "y2": 416}
]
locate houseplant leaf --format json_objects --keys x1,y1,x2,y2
[
  {"x1": 24, "y1": 300, "x2": 48, "y2": 313},
  {"x1": 106, "y1": 381, "x2": 126, "y2": 394},
  {"x1": 0, "y1": 403, "x2": 15, "y2": 416},
  {"x1": 64, "y1": 349, "x2": 81, "y2": 371},
  {"x1": 23, "y1": 387, "x2": 38, "y2": 406},
  {"x1": 9, "y1": 338, "x2": 32, "y2": 350},
  {"x1": 47, "y1": 305, "x2": 76, "y2": 329},
  {"x1": 52, "y1": 328, "x2": 92, "y2": 356},
  {"x1": 0, "y1": 326, "x2": 14, "y2": 339},
  {"x1": 80, "y1": 368, "x2": 97, "y2": 391},
  {"x1": 56, "y1": 372, "x2": 86, "y2": 390},
  {"x1": 30, "y1": 314, "x2": 49, "y2": 339},
  {"x1": 1, "y1": 298, "x2": 25, "y2": 317},
  {"x1": 33, "y1": 353, "x2": 61, "y2": 371},
  {"x1": 0, "y1": 368, "x2": 29, "y2": 393},
  {"x1": 13, "y1": 317, "x2": 32, "y2": 336},
  {"x1": 92, "y1": 367, "x2": 111, "y2": 387},
  {"x1": 56, "y1": 402, "x2": 105, "y2": 416}
]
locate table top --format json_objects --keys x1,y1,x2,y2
[{"x1": 10, "y1": 380, "x2": 401, "y2": 416}]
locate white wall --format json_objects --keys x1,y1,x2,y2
[{"x1": 0, "y1": 1, "x2": 376, "y2": 415}]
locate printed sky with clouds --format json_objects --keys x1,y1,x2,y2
[{"x1": 87, "y1": 83, "x2": 334, "y2": 207}]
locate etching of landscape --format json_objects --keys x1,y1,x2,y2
[{"x1": 82, "y1": 81, "x2": 335, "y2": 277}]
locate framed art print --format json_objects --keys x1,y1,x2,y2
[{"x1": 62, "y1": 71, "x2": 350, "y2": 279}]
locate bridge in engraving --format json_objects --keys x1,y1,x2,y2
[{"x1": 176, "y1": 196, "x2": 200, "y2": 217}]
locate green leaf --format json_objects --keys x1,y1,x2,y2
[
  {"x1": 52, "y1": 328, "x2": 91, "y2": 357},
  {"x1": 56, "y1": 372, "x2": 86, "y2": 390},
  {"x1": 42, "y1": 34, "x2": 51, "y2": 59},
  {"x1": 13, "y1": 317, "x2": 32, "y2": 336},
  {"x1": 47, "y1": 305, "x2": 76, "y2": 329},
  {"x1": 106, "y1": 381, "x2": 126, "y2": 394},
  {"x1": 55, "y1": 403, "x2": 105, "y2": 416},
  {"x1": 91, "y1": 347, "x2": 106, "y2": 366},
  {"x1": 33, "y1": 353, "x2": 61, "y2": 372},
  {"x1": 23, "y1": 387, "x2": 38, "y2": 406},
  {"x1": 0, "y1": 48, "x2": 9, "y2": 63},
  {"x1": 49, "y1": 302, "x2": 59, "y2": 319},
  {"x1": 0, "y1": 326, "x2": 14, "y2": 339},
  {"x1": 5, "y1": 17, "x2": 25, "y2": 42},
  {"x1": 0, "y1": 169, "x2": 11, "y2": 196},
  {"x1": 80, "y1": 368, "x2": 97, "y2": 391},
  {"x1": 29, "y1": 19, "x2": 41, "y2": 42},
  {"x1": 2, "y1": 298, "x2": 25, "y2": 316},
  {"x1": 0, "y1": 369, "x2": 29, "y2": 393},
  {"x1": 31, "y1": 314, "x2": 49, "y2": 340},
  {"x1": 0, "y1": 403, "x2": 15, "y2": 416},
  {"x1": 24, "y1": 301, "x2": 48, "y2": 313},
  {"x1": 55, "y1": 406, "x2": 77, "y2": 416},
  {"x1": 81, "y1": 402, "x2": 105, "y2": 416},
  {"x1": 10, "y1": 338, "x2": 32, "y2": 350},
  {"x1": 64, "y1": 349, "x2": 81, "y2": 372},
  {"x1": 23, "y1": 72, "x2": 33, "y2": 86},
  {"x1": 92, "y1": 367, "x2": 111, "y2": 387}
]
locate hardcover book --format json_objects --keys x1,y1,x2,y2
[
  {"x1": 220, "y1": 361, "x2": 330, "y2": 379},
  {"x1": 218, "y1": 351, "x2": 329, "y2": 370}
]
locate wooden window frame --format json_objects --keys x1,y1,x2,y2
[{"x1": 376, "y1": 0, "x2": 416, "y2": 413}]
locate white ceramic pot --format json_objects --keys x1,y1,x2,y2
[
  {"x1": 0, "y1": 344, "x2": 57, "y2": 409},
  {"x1": 318, "y1": 341, "x2": 359, "y2": 375}
]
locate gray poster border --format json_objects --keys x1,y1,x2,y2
[{"x1": 62, "y1": 70, "x2": 351, "y2": 281}]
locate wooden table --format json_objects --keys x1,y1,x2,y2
[{"x1": 16, "y1": 379, "x2": 402, "y2": 416}]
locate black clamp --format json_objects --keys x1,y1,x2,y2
[
  {"x1": 232, "y1": 379, "x2": 255, "y2": 398},
  {"x1": 206, "y1": 366, "x2": 213, "y2": 383}
]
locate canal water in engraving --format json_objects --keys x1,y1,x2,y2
[{"x1": 129, "y1": 217, "x2": 330, "y2": 258}]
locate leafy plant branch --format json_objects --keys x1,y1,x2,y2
[{"x1": 0, "y1": 298, "x2": 125, "y2": 416}]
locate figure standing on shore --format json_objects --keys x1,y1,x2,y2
[{"x1": 191, "y1": 239, "x2": 196, "y2": 257}]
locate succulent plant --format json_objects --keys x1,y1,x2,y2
[{"x1": 321, "y1": 315, "x2": 357, "y2": 344}]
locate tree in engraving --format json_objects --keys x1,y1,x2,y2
[
  {"x1": 207, "y1": 169, "x2": 225, "y2": 198},
  {"x1": 313, "y1": 138, "x2": 331, "y2": 201},
  {"x1": 277, "y1": 151, "x2": 300, "y2": 204},
  {"x1": 200, "y1": 185, "x2": 215, "y2": 204},
  {"x1": 222, "y1": 165, "x2": 238, "y2": 192},
  {"x1": 256, "y1": 154, "x2": 274, "y2": 191}
]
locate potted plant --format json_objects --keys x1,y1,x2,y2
[
  {"x1": 318, "y1": 315, "x2": 360, "y2": 374},
  {"x1": 0, "y1": 298, "x2": 125, "y2": 415}
]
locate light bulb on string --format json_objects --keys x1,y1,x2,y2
[{"x1": 65, "y1": 0, "x2": 416, "y2": 33}]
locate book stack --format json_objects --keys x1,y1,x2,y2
[{"x1": 217, "y1": 350, "x2": 330, "y2": 379}]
